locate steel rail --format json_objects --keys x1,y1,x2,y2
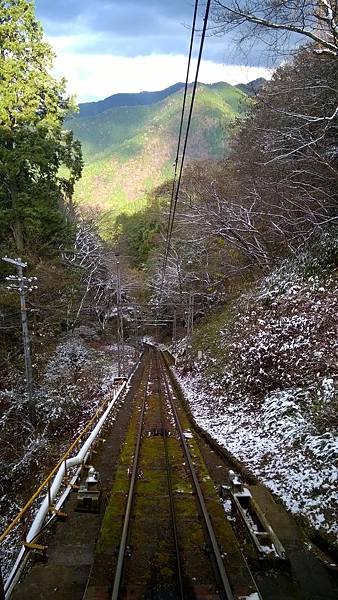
[
  {"x1": 111, "y1": 349, "x2": 151, "y2": 600},
  {"x1": 158, "y1": 350, "x2": 234, "y2": 600},
  {"x1": 154, "y1": 352, "x2": 185, "y2": 599}
]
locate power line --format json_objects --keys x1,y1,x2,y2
[
  {"x1": 164, "y1": 0, "x2": 211, "y2": 267},
  {"x1": 164, "y1": 0, "x2": 199, "y2": 247},
  {"x1": 161, "y1": 0, "x2": 211, "y2": 290}
]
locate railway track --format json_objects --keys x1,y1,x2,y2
[
  {"x1": 156, "y1": 352, "x2": 184, "y2": 599},
  {"x1": 85, "y1": 345, "x2": 258, "y2": 599},
  {"x1": 157, "y1": 351, "x2": 234, "y2": 600},
  {"x1": 9, "y1": 345, "x2": 338, "y2": 600},
  {"x1": 111, "y1": 347, "x2": 186, "y2": 599}
]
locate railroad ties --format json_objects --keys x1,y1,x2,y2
[{"x1": 84, "y1": 347, "x2": 260, "y2": 599}]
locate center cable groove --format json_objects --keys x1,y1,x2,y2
[
  {"x1": 111, "y1": 350, "x2": 151, "y2": 600},
  {"x1": 155, "y1": 352, "x2": 184, "y2": 599}
]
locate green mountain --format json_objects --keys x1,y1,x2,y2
[
  {"x1": 67, "y1": 82, "x2": 251, "y2": 228},
  {"x1": 77, "y1": 82, "x2": 186, "y2": 117}
]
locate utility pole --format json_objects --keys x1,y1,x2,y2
[
  {"x1": 134, "y1": 305, "x2": 139, "y2": 358},
  {"x1": 116, "y1": 256, "x2": 125, "y2": 377},
  {"x1": 186, "y1": 292, "x2": 194, "y2": 340},
  {"x1": 2, "y1": 256, "x2": 37, "y2": 416},
  {"x1": 172, "y1": 305, "x2": 177, "y2": 350}
]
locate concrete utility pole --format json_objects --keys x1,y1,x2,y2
[
  {"x1": 134, "y1": 306, "x2": 140, "y2": 358},
  {"x1": 116, "y1": 256, "x2": 125, "y2": 377},
  {"x1": 172, "y1": 306, "x2": 177, "y2": 350},
  {"x1": 2, "y1": 256, "x2": 37, "y2": 414},
  {"x1": 187, "y1": 292, "x2": 194, "y2": 339}
]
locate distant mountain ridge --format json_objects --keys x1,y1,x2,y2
[
  {"x1": 78, "y1": 82, "x2": 186, "y2": 117},
  {"x1": 236, "y1": 77, "x2": 266, "y2": 96},
  {"x1": 69, "y1": 80, "x2": 265, "y2": 234},
  {"x1": 77, "y1": 79, "x2": 266, "y2": 118}
]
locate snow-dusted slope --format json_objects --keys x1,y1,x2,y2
[{"x1": 175, "y1": 255, "x2": 338, "y2": 541}]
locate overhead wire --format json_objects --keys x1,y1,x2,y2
[
  {"x1": 164, "y1": 0, "x2": 199, "y2": 248},
  {"x1": 165, "y1": 0, "x2": 211, "y2": 255},
  {"x1": 160, "y1": 0, "x2": 211, "y2": 291}
]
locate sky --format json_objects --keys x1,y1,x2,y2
[{"x1": 35, "y1": 0, "x2": 272, "y2": 103}]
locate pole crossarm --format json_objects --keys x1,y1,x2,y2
[{"x1": 2, "y1": 257, "x2": 27, "y2": 268}]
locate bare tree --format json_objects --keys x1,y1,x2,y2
[
  {"x1": 64, "y1": 218, "x2": 145, "y2": 332},
  {"x1": 149, "y1": 199, "x2": 229, "y2": 323},
  {"x1": 230, "y1": 47, "x2": 337, "y2": 250},
  {"x1": 63, "y1": 220, "x2": 118, "y2": 327},
  {"x1": 211, "y1": 0, "x2": 338, "y2": 57}
]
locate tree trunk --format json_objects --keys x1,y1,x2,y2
[{"x1": 10, "y1": 181, "x2": 24, "y2": 253}]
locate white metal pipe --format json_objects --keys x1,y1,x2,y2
[
  {"x1": 26, "y1": 380, "x2": 126, "y2": 544},
  {"x1": 4, "y1": 465, "x2": 83, "y2": 599}
]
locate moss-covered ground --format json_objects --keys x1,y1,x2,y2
[{"x1": 87, "y1": 349, "x2": 258, "y2": 597}]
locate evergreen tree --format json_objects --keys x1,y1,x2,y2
[{"x1": 0, "y1": 0, "x2": 82, "y2": 255}]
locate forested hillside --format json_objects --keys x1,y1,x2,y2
[
  {"x1": 67, "y1": 82, "x2": 250, "y2": 230},
  {"x1": 77, "y1": 82, "x2": 186, "y2": 117},
  {"x1": 148, "y1": 48, "x2": 337, "y2": 312}
]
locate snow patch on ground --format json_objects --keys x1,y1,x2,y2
[{"x1": 178, "y1": 372, "x2": 338, "y2": 536}]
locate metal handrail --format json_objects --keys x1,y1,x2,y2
[
  {"x1": 0, "y1": 383, "x2": 119, "y2": 544},
  {"x1": 0, "y1": 353, "x2": 144, "y2": 600}
]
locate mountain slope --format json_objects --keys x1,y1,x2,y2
[
  {"x1": 236, "y1": 77, "x2": 266, "y2": 96},
  {"x1": 77, "y1": 82, "x2": 185, "y2": 117},
  {"x1": 67, "y1": 82, "x2": 250, "y2": 228}
]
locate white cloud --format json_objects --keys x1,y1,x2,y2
[
  {"x1": 50, "y1": 50, "x2": 272, "y2": 102},
  {"x1": 48, "y1": 33, "x2": 100, "y2": 53}
]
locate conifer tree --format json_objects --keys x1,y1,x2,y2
[{"x1": 0, "y1": 0, "x2": 82, "y2": 255}]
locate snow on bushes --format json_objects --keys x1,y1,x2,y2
[
  {"x1": 176, "y1": 255, "x2": 338, "y2": 539},
  {"x1": 0, "y1": 332, "x2": 136, "y2": 538},
  {"x1": 225, "y1": 276, "x2": 337, "y2": 399},
  {"x1": 44, "y1": 336, "x2": 90, "y2": 381}
]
